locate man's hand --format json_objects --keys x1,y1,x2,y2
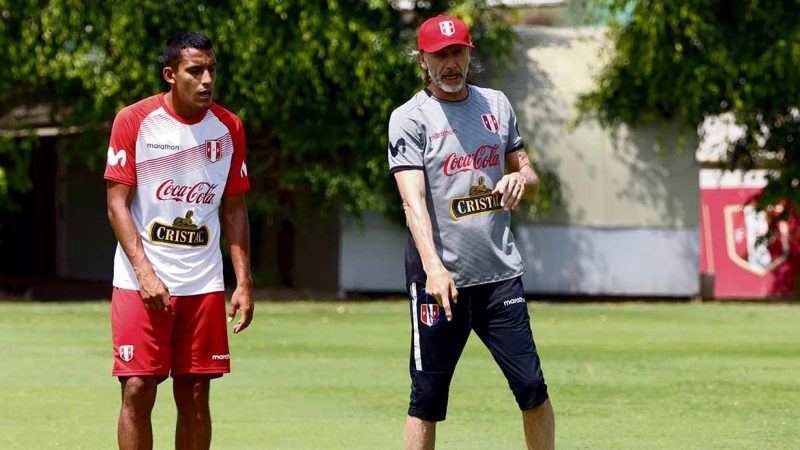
[
  {"x1": 108, "y1": 181, "x2": 173, "y2": 314},
  {"x1": 228, "y1": 285, "x2": 254, "y2": 334},
  {"x1": 139, "y1": 271, "x2": 173, "y2": 314},
  {"x1": 425, "y1": 268, "x2": 458, "y2": 321},
  {"x1": 492, "y1": 172, "x2": 525, "y2": 211}
]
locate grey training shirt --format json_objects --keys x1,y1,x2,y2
[{"x1": 388, "y1": 85, "x2": 525, "y2": 288}]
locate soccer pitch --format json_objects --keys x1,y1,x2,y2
[{"x1": 0, "y1": 300, "x2": 798, "y2": 449}]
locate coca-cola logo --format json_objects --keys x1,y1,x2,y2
[
  {"x1": 443, "y1": 144, "x2": 501, "y2": 176},
  {"x1": 156, "y1": 180, "x2": 219, "y2": 204}
]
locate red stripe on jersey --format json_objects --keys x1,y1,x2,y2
[
  {"x1": 136, "y1": 134, "x2": 234, "y2": 185},
  {"x1": 104, "y1": 96, "x2": 163, "y2": 185}
]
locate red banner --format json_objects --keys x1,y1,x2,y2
[{"x1": 700, "y1": 170, "x2": 800, "y2": 298}]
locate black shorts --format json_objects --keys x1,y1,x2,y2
[{"x1": 406, "y1": 276, "x2": 548, "y2": 422}]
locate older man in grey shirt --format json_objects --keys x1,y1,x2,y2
[{"x1": 388, "y1": 15, "x2": 555, "y2": 450}]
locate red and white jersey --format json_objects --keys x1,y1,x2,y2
[{"x1": 104, "y1": 93, "x2": 250, "y2": 295}]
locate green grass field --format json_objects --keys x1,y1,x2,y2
[{"x1": 0, "y1": 300, "x2": 798, "y2": 449}]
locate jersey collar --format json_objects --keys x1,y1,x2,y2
[
  {"x1": 158, "y1": 92, "x2": 210, "y2": 125},
  {"x1": 424, "y1": 85, "x2": 472, "y2": 103}
]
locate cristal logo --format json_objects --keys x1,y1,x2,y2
[
  {"x1": 443, "y1": 144, "x2": 501, "y2": 176},
  {"x1": 156, "y1": 180, "x2": 219, "y2": 204}
]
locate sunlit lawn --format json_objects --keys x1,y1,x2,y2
[{"x1": 0, "y1": 299, "x2": 798, "y2": 449}]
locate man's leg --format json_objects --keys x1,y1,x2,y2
[
  {"x1": 404, "y1": 281, "x2": 471, "y2": 450},
  {"x1": 170, "y1": 292, "x2": 229, "y2": 450},
  {"x1": 404, "y1": 415, "x2": 436, "y2": 450},
  {"x1": 112, "y1": 288, "x2": 174, "y2": 450},
  {"x1": 472, "y1": 277, "x2": 553, "y2": 449},
  {"x1": 522, "y1": 398, "x2": 555, "y2": 450},
  {"x1": 173, "y1": 374, "x2": 213, "y2": 450},
  {"x1": 118, "y1": 376, "x2": 159, "y2": 450}
]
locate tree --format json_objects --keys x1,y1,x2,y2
[
  {"x1": 0, "y1": 0, "x2": 536, "y2": 219},
  {"x1": 579, "y1": 0, "x2": 800, "y2": 216}
]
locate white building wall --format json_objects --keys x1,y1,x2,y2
[{"x1": 339, "y1": 214, "x2": 699, "y2": 296}]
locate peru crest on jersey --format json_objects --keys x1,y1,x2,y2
[
  {"x1": 481, "y1": 113, "x2": 499, "y2": 133},
  {"x1": 206, "y1": 140, "x2": 221, "y2": 162}
]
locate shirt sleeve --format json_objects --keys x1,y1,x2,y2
[
  {"x1": 502, "y1": 92, "x2": 524, "y2": 153},
  {"x1": 388, "y1": 111, "x2": 426, "y2": 173},
  {"x1": 103, "y1": 108, "x2": 138, "y2": 185},
  {"x1": 223, "y1": 115, "x2": 250, "y2": 196}
]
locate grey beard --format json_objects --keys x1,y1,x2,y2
[{"x1": 430, "y1": 66, "x2": 468, "y2": 93}]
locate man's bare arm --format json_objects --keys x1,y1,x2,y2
[
  {"x1": 221, "y1": 194, "x2": 253, "y2": 333},
  {"x1": 106, "y1": 181, "x2": 172, "y2": 313},
  {"x1": 394, "y1": 170, "x2": 458, "y2": 321}
]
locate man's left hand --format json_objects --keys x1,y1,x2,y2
[
  {"x1": 228, "y1": 286, "x2": 254, "y2": 334},
  {"x1": 492, "y1": 173, "x2": 525, "y2": 211}
]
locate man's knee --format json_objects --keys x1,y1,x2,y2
[
  {"x1": 120, "y1": 377, "x2": 158, "y2": 412},
  {"x1": 511, "y1": 377, "x2": 549, "y2": 411},
  {"x1": 409, "y1": 371, "x2": 452, "y2": 422},
  {"x1": 173, "y1": 375, "x2": 211, "y2": 415}
]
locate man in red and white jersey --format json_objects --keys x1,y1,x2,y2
[{"x1": 104, "y1": 31, "x2": 253, "y2": 450}]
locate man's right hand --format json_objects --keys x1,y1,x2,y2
[
  {"x1": 107, "y1": 181, "x2": 174, "y2": 315},
  {"x1": 425, "y1": 268, "x2": 458, "y2": 321},
  {"x1": 139, "y1": 272, "x2": 173, "y2": 314}
]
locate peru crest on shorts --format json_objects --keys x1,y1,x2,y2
[
  {"x1": 205, "y1": 140, "x2": 221, "y2": 162},
  {"x1": 420, "y1": 304, "x2": 440, "y2": 326},
  {"x1": 119, "y1": 345, "x2": 134, "y2": 362},
  {"x1": 481, "y1": 114, "x2": 499, "y2": 133}
]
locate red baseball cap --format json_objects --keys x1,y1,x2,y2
[{"x1": 418, "y1": 15, "x2": 474, "y2": 53}]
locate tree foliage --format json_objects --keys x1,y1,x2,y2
[
  {"x1": 0, "y1": 0, "x2": 525, "y2": 218},
  {"x1": 580, "y1": 0, "x2": 800, "y2": 214}
]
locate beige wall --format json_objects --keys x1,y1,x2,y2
[{"x1": 493, "y1": 26, "x2": 699, "y2": 228}]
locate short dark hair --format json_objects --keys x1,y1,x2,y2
[{"x1": 163, "y1": 31, "x2": 213, "y2": 68}]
